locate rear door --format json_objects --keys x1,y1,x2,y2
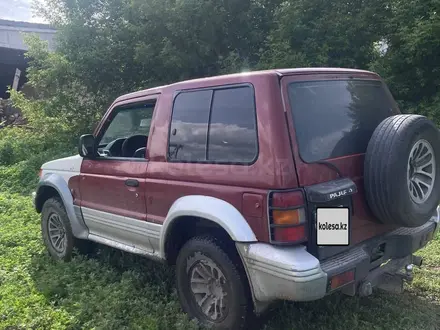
[{"x1": 281, "y1": 72, "x2": 400, "y2": 259}]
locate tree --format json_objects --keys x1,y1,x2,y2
[
  {"x1": 11, "y1": 0, "x2": 440, "y2": 143},
  {"x1": 19, "y1": 0, "x2": 279, "y2": 138},
  {"x1": 370, "y1": 0, "x2": 440, "y2": 124},
  {"x1": 259, "y1": 0, "x2": 391, "y2": 69}
]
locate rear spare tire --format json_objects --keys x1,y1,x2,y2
[{"x1": 364, "y1": 114, "x2": 440, "y2": 227}]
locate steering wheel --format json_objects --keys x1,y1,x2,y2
[
  {"x1": 121, "y1": 135, "x2": 148, "y2": 157},
  {"x1": 133, "y1": 147, "x2": 146, "y2": 158},
  {"x1": 103, "y1": 138, "x2": 126, "y2": 157}
]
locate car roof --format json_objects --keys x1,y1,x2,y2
[{"x1": 115, "y1": 67, "x2": 376, "y2": 102}]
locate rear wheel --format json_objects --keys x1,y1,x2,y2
[
  {"x1": 175, "y1": 236, "x2": 251, "y2": 329},
  {"x1": 41, "y1": 197, "x2": 94, "y2": 261}
]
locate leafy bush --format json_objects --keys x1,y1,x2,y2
[
  {"x1": 0, "y1": 126, "x2": 75, "y2": 194},
  {"x1": 0, "y1": 127, "x2": 48, "y2": 165},
  {"x1": 0, "y1": 141, "x2": 14, "y2": 166},
  {"x1": 0, "y1": 150, "x2": 74, "y2": 195}
]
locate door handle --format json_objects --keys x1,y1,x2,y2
[{"x1": 125, "y1": 179, "x2": 139, "y2": 187}]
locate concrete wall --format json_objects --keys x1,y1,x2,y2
[{"x1": 0, "y1": 19, "x2": 56, "y2": 51}]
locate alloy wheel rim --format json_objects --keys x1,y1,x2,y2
[
  {"x1": 407, "y1": 139, "x2": 436, "y2": 204},
  {"x1": 189, "y1": 257, "x2": 228, "y2": 322},
  {"x1": 48, "y1": 213, "x2": 66, "y2": 253}
]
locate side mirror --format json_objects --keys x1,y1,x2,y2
[{"x1": 78, "y1": 134, "x2": 97, "y2": 158}]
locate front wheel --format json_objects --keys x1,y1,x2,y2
[
  {"x1": 41, "y1": 197, "x2": 94, "y2": 261},
  {"x1": 175, "y1": 236, "x2": 252, "y2": 329}
]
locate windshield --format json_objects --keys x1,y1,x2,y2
[{"x1": 288, "y1": 79, "x2": 397, "y2": 163}]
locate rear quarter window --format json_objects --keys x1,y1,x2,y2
[
  {"x1": 207, "y1": 87, "x2": 257, "y2": 162},
  {"x1": 168, "y1": 85, "x2": 258, "y2": 163}
]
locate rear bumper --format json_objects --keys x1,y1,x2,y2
[
  {"x1": 237, "y1": 207, "x2": 439, "y2": 304},
  {"x1": 236, "y1": 243, "x2": 328, "y2": 303}
]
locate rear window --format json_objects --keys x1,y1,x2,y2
[{"x1": 288, "y1": 79, "x2": 396, "y2": 163}]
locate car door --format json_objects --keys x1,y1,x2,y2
[{"x1": 79, "y1": 95, "x2": 159, "y2": 254}]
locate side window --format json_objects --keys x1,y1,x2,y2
[
  {"x1": 168, "y1": 85, "x2": 257, "y2": 163},
  {"x1": 168, "y1": 90, "x2": 211, "y2": 161},
  {"x1": 208, "y1": 87, "x2": 257, "y2": 162},
  {"x1": 98, "y1": 102, "x2": 155, "y2": 158}
]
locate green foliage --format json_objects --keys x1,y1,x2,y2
[
  {"x1": 259, "y1": 0, "x2": 391, "y2": 69},
  {"x1": 369, "y1": 0, "x2": 440, "y2": 124},
  {"x1": 16, "y1": 36, "x2": 105, "y2": 138},
  {"x1": 0, "y1": 141, "x2": 14, "y2": 166},
  {"x1": 5, "y1": 1, "x2": 283, "y2": 155},
  {"x1": 0, "y1": 193, "x2": 199, "y2": 330},
  {"x1": 0, "y1": 192, "x2": 439, "y2": 329},
  {"x1": 31, "y1": 0, "x2": 279, "y2": 101},
  {"x1": 0, "y1": 148, "x2": 73, "y2": 195},
  {"x1": 11, "y1": 0, "x2": 440, "y2": 136},
  {"x1": 0, "y1": 125, "x2": 74, "y2": 194}
]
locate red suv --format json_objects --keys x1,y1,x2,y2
[{"x1": 33, "y1": 68, "x2": 440, "y2": 329}]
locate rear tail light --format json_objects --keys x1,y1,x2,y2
[
  {"x1": 272, "y1": 208, "x2": 305, "y2": 225},
  {"x1": 268, "y1": 190, "x2": 307, "y2": 244},
  {"x1": 273, "y1": 225, "x2": 307, "y2": 242}
]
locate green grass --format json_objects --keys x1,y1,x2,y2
[{"x1": 0, "y1": 192, "x2": 439, "y2": 330}]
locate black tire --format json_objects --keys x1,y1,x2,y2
[
  {"x1": 364, "y1": 114, "x2": 440, "y2": 227},
  {"x1": 41, "y1": 197, "x2": 94, "y2": 261},
  {"x1": 175, "y1": 236, "x2": 252, "y2": 329}
]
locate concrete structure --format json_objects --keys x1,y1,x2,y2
[{"x1": 0, "y1": 19, "x2": 56, "y2": 98}]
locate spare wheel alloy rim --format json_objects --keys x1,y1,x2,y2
[
  {"x1": 188, "y1": 256, "x2": 228, "y2": 322},
  {"x1": 407, "y1": 139, "x2": 436, "y2": 204},
  {"x1": 48, "y1": 212, "x2": 67, "y2": 253}
]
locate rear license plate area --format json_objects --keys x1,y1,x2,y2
[
  {"x1": 317, "y1": 207, "x2": 350, "y2": 246},
  {"x1": 306, "y1": 195, "x2": 353, "y2": 258}
]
